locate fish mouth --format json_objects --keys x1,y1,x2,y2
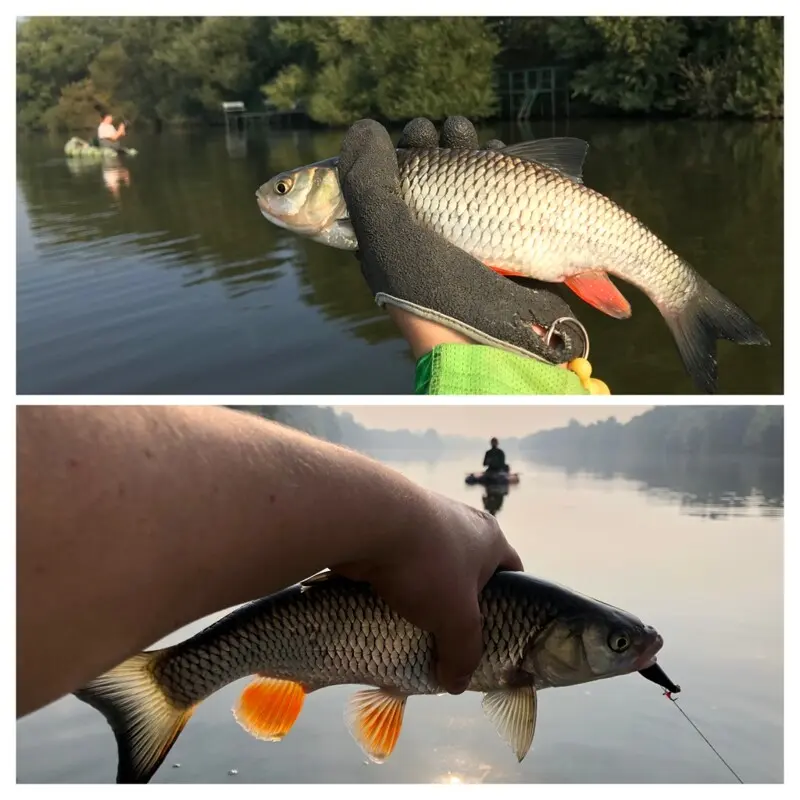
[
  {"x1": 255, "y1": 191, "x2": 332, "y2": 237},
  {"x1": 635, "y1": 632, "x2": 664, "y2": 670},
  {"x1": 255, "y1": 193, "x2": 293, "y2": 231},
  {"x1": 256, "y1": 192, "x2": 271, "y2": 216}
]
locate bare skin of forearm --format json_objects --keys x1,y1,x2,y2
[{"x1": 16, "y1": 406, "x2": 426, "y2": 716}]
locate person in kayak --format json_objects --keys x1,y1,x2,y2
[
  {"x1": 17, "y1": 406, "x2": 522, "y2": 717},
  {"x1": 96, "y1": 111, "x2": 127, "y2": 152},
  {"x1": 337, "y1": 116, "x2": 609, "y2": 396},
  {"x1": 483, "y1": 438, "x2": 509, "y2": 475}
]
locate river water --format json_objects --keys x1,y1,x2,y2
[{"x1": 16, "y1": 121, "x2": 783, "y2": 395}]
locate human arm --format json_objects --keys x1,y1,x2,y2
[{"x1": 17, "y1": 406, "x2": 522, "y2": 715}]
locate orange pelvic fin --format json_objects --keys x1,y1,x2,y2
[
  {"x1": 484, "y1": 263, "x2": 528, "y2": 278},
  {"x1": 345, "y1": 688, "x2": 408, "y2": 763},
  {"x1": 233, "y1": 676, "x2": 306, "y2": 741},
  {"x1": 564, "y1": 271, "x2": 631, "y2": 319}
]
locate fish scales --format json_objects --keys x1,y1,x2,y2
[
  {"x1": 397, "y1": 148, "x2": 694, "y2": 310},
  {"x1": 156, "y1": 577, "x2": 553, "y2": 707}
]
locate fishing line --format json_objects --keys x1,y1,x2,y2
[{"x1": 662, "y1": 691, "x2": 744, "y2": 784}]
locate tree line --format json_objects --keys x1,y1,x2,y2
[
  {"x1": 520, "y1": 406, "x2": 783, "y2": 459},
  {"x1": 17, "y1": 16, "x2": 783, "y2": 131}
]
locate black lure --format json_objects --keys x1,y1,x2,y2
[{"x1": 639, "y1": 663, "x2": 681, "y2": 694}]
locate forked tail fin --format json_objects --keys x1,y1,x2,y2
[
  {"x1": 74, "y1": 650, "x2": 193, "y2": 784},
  {"x1": 664, "y1": 274, "x2": 770, "y2": 393}
]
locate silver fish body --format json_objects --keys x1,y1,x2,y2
[
  {"x1": 257, "y1": 143, "x2": 769, "y2": 392},
  {"x1": 396, "y1": 148, "x2": 687, "y2": 308},
  {"x1": 76, "y1": 571, "x2": 661, "y2": 783}
]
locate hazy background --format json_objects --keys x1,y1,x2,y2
[{"x1": 336, "y1": 405, "x2": 652, "y2": 437}]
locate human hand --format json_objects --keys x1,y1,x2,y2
[
  {"x1": 333, "y1": 489, "x2": 523, "y2": 694},
  {"x1": 338, "y1": 115, "x2": 588, "y2": 365}
]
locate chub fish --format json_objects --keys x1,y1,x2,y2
[
  {"x1": 76, "y1": 570, "x2": 663, "y2": 783},
  {"x1": 256, "y1": 139, "x2": 769, "y2": 392}
]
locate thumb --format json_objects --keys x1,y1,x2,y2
[{"x1": 432, "y1": 596, "x2": 484, "y2": 694}]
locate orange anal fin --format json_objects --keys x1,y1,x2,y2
[
  {"x1": 564, "y1": 271, "x2": 631, "y2": 319},
  {"x1": 233, "y1": 676, "x2": 306, "y2": 742},
  {"x1": 345, "y1": 689, "x2": 408, "y2": 763}
]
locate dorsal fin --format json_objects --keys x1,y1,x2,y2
[
  {"x1": 298, "y1": 570, "x2": 369, "y2": 593},
  {"x1": 501, "y1": 138, "x2": 589, "y2": 183},
  {"x1": 299, "y1": 569, "x2": 333, "y2": 591}
]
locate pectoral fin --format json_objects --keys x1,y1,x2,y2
[
  {"x1": 345, "y1": 688, "x2": 408, "y2": 763},
  {"x1": 482, "y1": 686, "x2": 538, "y2": 762}
]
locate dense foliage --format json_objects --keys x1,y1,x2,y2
[
  {"x1": 263, "y1": 18, "x2": 499, "y2": 125},
  {"x1": 17, "y1": 16, "x2": 783, "y2": 130},
  {"x1": 16, "y1": 17, "x2": 283, "y2": 130},
  {"x1": 546, "y1": 17, "x2": 783, "y2": 118}
]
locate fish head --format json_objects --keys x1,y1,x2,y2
[
  {"x1": 523, "y1": 596, "x2": 663, "y2": 688},
  {"x1": 256, "y1": 159, "x2": 356, "y2": 248}
]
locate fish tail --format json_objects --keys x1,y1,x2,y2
[
  {"x1": 664, "y1": 272, "x2": 770, "y2": 393},
  {"x1": 74, "y1": 649, "x2": 193, "y2": 784}
]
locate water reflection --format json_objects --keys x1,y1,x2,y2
[
  {"x1": 225, "y1": 130, "x2": 248, "y2": 159},
  {"x1": 522, "y1": 452, "x2": 783, "y2": 519},
  {"x1": 16, "y1": 121, "x2": 782, "y2": 394},
  {"x1": 478, "y1": 484, "x2": 510, "y2": 516},
  {"x1": 102, "y1": 163, "x2": 131, "y2": 197}
]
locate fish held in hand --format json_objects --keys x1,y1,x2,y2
[
  {"x1": 75, "y1": 571, "x2": 662, "y2": 783},
  {"x1": 256, "y1": 140, "x2": 769, "y2": 392}
]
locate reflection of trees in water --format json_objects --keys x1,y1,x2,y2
[
  {"x1": 522, "y1": 450, "x2": 783, "y2": 518},
  {"x1": 16, "y1": 131, "x2": 401, "y2": 339},
  {"x1": 17, "y1": 122, "x2": 783, "y2": 390}
]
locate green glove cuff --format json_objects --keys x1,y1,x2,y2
[{"x1": 415, "y1": 344, "x2": 590, "y2": 395}]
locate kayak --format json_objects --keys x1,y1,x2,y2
[
  {"x1": 64, "y1": 137, "x2": 138, "y2": 159},
  {"x1": 465, "y1": 471, "x2": 520, "y2": 486}
]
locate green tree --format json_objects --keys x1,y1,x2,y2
[
  {"x1": 548, "y1": 17, "x2": 689, "y2": 113},
  {"x1": 16, "y1": 16, "x2": 783, "y2": 129},
  {"x1": 546, "y1": 16, "x2": 782, "y2": 119},
  {"x1": 678, "y1": 18, "x2": 783, "y2": 118},
  {"x1": 16, "y1": 17, "x2": 110, "y2": 129},
  {"x1": 264, "y1": 17, "x2": 499, "y2": 125}
]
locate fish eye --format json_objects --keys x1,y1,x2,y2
[
  {"x1": 274, "y1": 178, "x2": 293, "y2": 196},
  {"x1": 608, "y1": 632, "x2": 631, "y2": 652}
]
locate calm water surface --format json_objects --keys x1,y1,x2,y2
[
  {"x1": 17, "y1": 454, "x2": 783, "y2": 783},
  {"x1": 16, "y1": 121, "x2": 783, "y2": 394}
]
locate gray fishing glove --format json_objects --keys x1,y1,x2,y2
[{"x1": 338, "y1": 116, "x2": 587, "y2": 364}]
